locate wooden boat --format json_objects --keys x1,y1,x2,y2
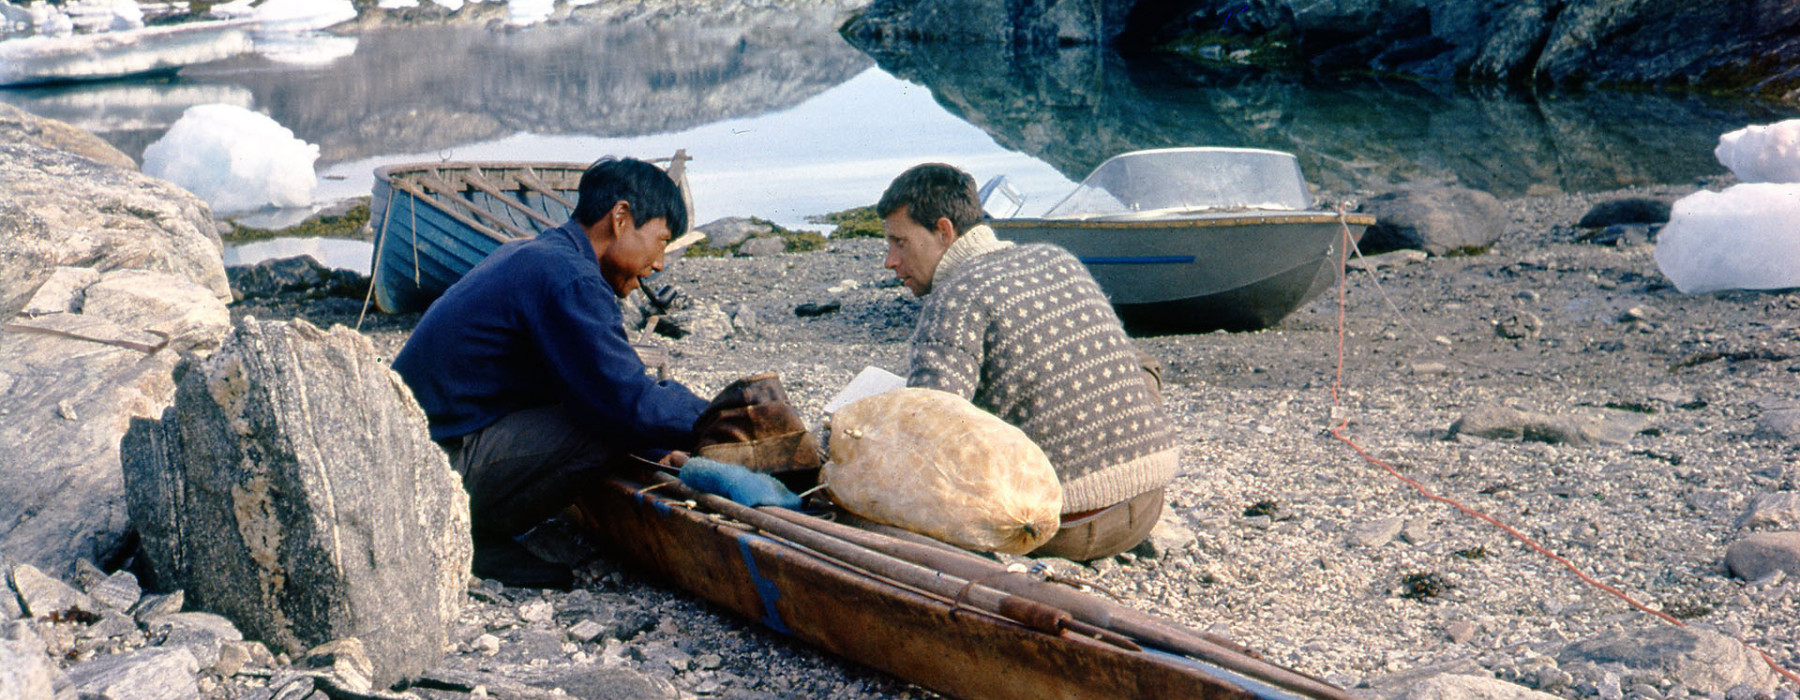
[
  {"x1": 986, "y1": 148, "x2": 1375, "y2": 335},
  {"x1": 572, "y1": 465, "x2": 1354, "y2": 700},
  {"x1": 368, "y1": 153, "x2": 691, "y2": 314}
]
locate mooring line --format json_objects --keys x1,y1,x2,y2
[{"x1": 1324, "y1": 211, "x2": 1800, "y2": 687}]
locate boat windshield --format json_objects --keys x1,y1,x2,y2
[{"x1": 1043, "y1": 148, "x2": 1314, "y2": 219}]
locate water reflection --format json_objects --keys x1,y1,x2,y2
[
  {"x1": 848, "y1": 40, "x2": 1795, "y2": 196},
  {"x1": 0, "y1": 79, "x2": 254, "y2": 159},
  {"x1": 222, "y1": 236, "x2": 373, "y2": 275}
]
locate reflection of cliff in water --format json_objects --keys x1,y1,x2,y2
[
  {"x1": 854, "y1": 41, "x2": 1789, "y2": 197},
  {"x1": 4, "y1": 10, "x2": 870, "y2": 164}
]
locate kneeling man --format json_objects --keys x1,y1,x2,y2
[
  {"x1": 394, "y1": 157, "x2": 709, "y2": 583},
  {"x1": 876, "y1": 163, "x2": 1179, "y2": 561}
]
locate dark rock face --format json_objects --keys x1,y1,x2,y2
[
  {"x1": 842, "y1": 0, "x2": 1134, "y2": 46},
  {"x1": 227, "y1": 255, "x2": 368, "y2": 301},
  {"x1": 121, "y1": 317, "x2": 471, "y2": 688},
  {"x1": 840, "y1": 39, "x2": 1783, "y2": 198},
  {"x1": 1359, "y1": 187, "x2": 1505, "y2": 255},
  {"x1": 845, "y1": 0, "x2": 1800, "y2": 96}
]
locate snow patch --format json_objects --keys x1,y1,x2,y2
[
  {"x1": 142, "y1": 104, "x2": 320, "y2": 214},
  {"x1": 1654, "y1": 183, "x2": 1800, "y2": 293}
]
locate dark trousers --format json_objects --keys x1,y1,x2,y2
[{"x1": 442, "y1": 404, "x2": 615, "y2": 539}]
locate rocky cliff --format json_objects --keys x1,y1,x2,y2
[{"x1": 844, "y1": 0, "x2": 1800, "y2": 98}]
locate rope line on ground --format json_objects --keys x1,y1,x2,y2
[{"x1": 1324, "y1": 208, "x2": 1800, "y2": 687}]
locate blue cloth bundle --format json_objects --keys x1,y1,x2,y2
[{"x1": 677, "y1": 457, "x2": 802, "y2": 509}]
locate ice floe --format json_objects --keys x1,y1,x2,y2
[
  {"x1": 1715, "y1": 119, "x2": 1800, "y2": 184},
  {"x1": 142, "y1": 104, "x2": 319, "y2": 214},
  {"x1": 1655, "y1": 183, "x2": 1800, "y2": 293}
]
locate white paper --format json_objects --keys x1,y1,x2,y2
[{"x1": 823, "y1": 366, "x2": 906, "y2": 414}]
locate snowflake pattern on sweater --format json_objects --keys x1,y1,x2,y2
[{"x1": 907, "y1": 226, "x2": 1179, "y2": 512}]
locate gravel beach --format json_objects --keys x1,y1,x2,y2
[{"x1": 218, "y1": 181, "x2": 1800, "y2": 700}]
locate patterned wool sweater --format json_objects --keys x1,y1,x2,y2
[{"x1": 907, "y1": 225, "x2": 1179, "y2": 512}]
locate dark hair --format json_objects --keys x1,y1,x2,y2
[
  {"x1": 875, "y1": 163, "x2": 982, "y2": 235},
  {"x1": 572, "y1": 157, "x2": 688, "y2": 236}
]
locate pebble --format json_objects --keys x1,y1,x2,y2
[
  {"x1": 1348, "y1": 517, "x2": 1405, "y2": 547},
  {"x1": 518, "y1": 600, "x2": 554, "y2": 623}
]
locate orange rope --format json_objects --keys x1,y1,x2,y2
[{"x1": 1325, "y1": 208, "x2": 1800, "y2": 687}]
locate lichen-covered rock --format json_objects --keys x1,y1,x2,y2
[{"x1": 121, "y1": 317, "x2": 470, "y2": 688}]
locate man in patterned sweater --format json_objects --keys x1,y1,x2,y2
[{"x1": 876, "y1": 163, "x2": 1180, "y2": 561}]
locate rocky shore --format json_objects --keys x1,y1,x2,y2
[{"x1": 5, "y1": 107, "x2": 1800, "y2": 700}]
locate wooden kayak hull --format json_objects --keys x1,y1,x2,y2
[{"x1": 579, "y1": 474, "x2": 1323, "y2": 700}]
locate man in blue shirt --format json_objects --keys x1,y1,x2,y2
[{"x1": 394, "y1": 157, "x2": 709, "y2": 585}]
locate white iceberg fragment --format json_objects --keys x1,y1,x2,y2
[
  {"x1": 430, "y1": 0, "x2": 467, "y2": 11},
  {"x1": 506, "y1": 0, "x2": 554, "y2": 26},
  {"x1": 1715, "y1": 119, "x2": 1800, "y2": 184},
  {"x1": 0, "y1": 21, "x2": 252, "y2": 86},
  {"x1": 378, "y1": 0, "x2": 420, "y2": 8},
  {"x1": 1654, "y1": 183, "x2": 1800, "y2": 293},
  {"x1": 142, "y1": 104, "x2": 320, "y2": 214}
]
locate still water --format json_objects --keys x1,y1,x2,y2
[{"x1": 3, "y1": 7, "x2": 1793, "y2": 273}]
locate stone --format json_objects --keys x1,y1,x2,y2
[
  {"x1": 17, "y1": 267, "x2": 99, "y2": 318},
  {"x1": 1345, "y1": 249, "x2": 1428, "y2": 271},
  {"x1": 1736, "y1": 493, "x2": 1800, "y2": 530},
  {"x1": 793, "y1": 301, "x2": 841, "y2": 317},
  {"x1": 1446, "y1": 620, "x2": 1478, "y2": 644},
  {"x1": 567, "y1": 619, "x2": 606, "y2": 643},
  {"x1": 1494, "y1": 312, "x2": 1543, "y2": 339},
  {"x1": 1449, "y1": 404, "x2": 1645, "y2": 447},
  {"x1": 0, "y1": 563, "x2": 22, "y2": 621},
  {"x1": 1754, "y1": 409, "x2": 1800, "y2": 442},
  {"x1": 0, "y1": 637, "x2": 57, "y2": 700},
  {"x1": 65, "y1": 646, "x2": 200, "y2": 700},
  {"x1": 1579, "y1": 198, "x2": 1672, "y2": 228},
  {"x1": 660, "y1": 304, "x2": 733, "y2": 341},
  {"x1": 0, "y1": 102, "x2": 136, "y2": 170},
  {"x1": 736, "y1": 236, "x2": 787, "y2": 257},
  {"x1": 154, "y1": 611, "x2": 242, "y2": 668},
  {"x1": 1359, "y1": 187, "x2": 1506, "y2": 256},
  {"x1": 304, "y1": 638, "x2": 374, "y2": 694},
  {"x1": 1724, "y1": 531, "x2": 1800, "y2": 581},
  {"x1": 88, "y1": 571, "x2": 142, "y2": 613},
  {"x1": 212, "y1": 640, "x2": 253, "y2": 676},
  {"x1": 2, "y1": 266, "x2": 231, "y2": 580},
  {"x1": 695, "y1": 217, "x2": 772, "y2": 249},
  {"x1": 1389, "y1": 669, "x2": 1562, "y2": 698},
  {"x1": 519, "y1": 600, "x2": 555, "y2": 624},
  {"x1": 10, "y1": 564, "x2": 96, "y2": 618},
  {"x1": 1347, "y1": 517, "x2": 1405, "y2": 547},
  {"x1": 226, "y1": 255, "x2": 336, "y2": 301},
  {"x1": 77, "y1": 610, "x2": 140, "y2": 642},
  {"x1": 1132, "y1": 512, "x2": 1196, "y2": 559},
  {"x1": 1400, "y1": 519, "x2": 1434, "y2": 545},
  {"x1": 1580, "y1": 224, "x2": 1653, "y2": 247},
  {"x1": 130, "y1": 591, "x2": 184, "y2": 627},
  {"x1": 1557, "y1": 626, "x2": 1777, "y2": 694},
  {"x1": 120, "y1": 317, "x2": 472, "y2": 688}
]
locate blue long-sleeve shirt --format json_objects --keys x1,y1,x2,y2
[{"x1": 393, "y1": 220, "x2": 707, "y2": 446}]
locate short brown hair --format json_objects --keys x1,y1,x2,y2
[{"x1": 876, "y1": 163, "x2": 982, "y2": 235}]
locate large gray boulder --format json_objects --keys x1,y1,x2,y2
[
  {"x1": 1360, "y1": 187, "x2": 1506, "y2": 256},
  {"x1": 1556, "y1": 626, "x2": 1777, "y2": 695},
  {"x1": 0, "y1": 267, "x2": 230, "y2": 579},
  {"x1": 0, "y1": 109, "x2": 228, "y2": 319},
  {"x1": 1725, "y1": 531, "x2": 1800, "y2": 582},
  {"x1": 0, "y1": 101, "x2": 135, "y2": 171},
  {"x1": 121, "y1": 317, "x2": 471, "y2": 689}
]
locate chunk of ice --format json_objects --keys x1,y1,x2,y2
[
  {"x1": 1715, "y1": 119, "x2": 1800, "y2": 183},
  {"x1": 142, "y1": 104, "x2": 319, "y2": 214},
  {"x1": 1654, "y1": 183, "x2": 1800, "y2": 293}
]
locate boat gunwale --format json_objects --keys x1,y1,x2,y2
[{"x1": 991, "y1": 212, "x2": 1376, "y2": 230}]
